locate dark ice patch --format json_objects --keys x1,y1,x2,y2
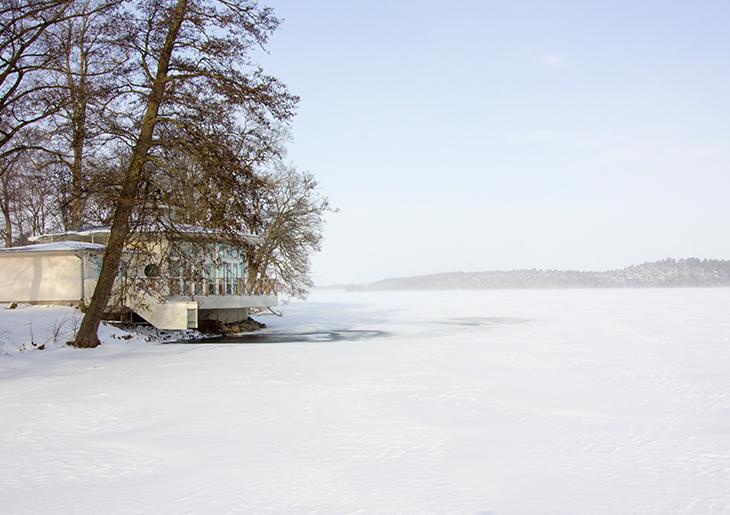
[{"x1": 174, "y1": 329, "x2": 389, "y2": 344}]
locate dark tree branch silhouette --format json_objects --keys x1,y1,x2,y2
[{"x1": 72, "y1": 0, "x2": 297, "y2": 347}]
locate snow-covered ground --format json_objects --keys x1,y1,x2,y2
[
  {"x1": 2, "y1": 289, "x2": 730, "y2": 514},
  {"x1": 0, "y1": 303, "x2": 203, "y2": 354}
]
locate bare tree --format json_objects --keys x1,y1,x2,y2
[
  {"x1": 0, "y1": 147, "x2": 56, "y2": 245},
  {"x1": 0, "y1": 0, "x2": 72, "y2": 161},
  {"x1": 0, "y1": 0, "x2": 122, "y2": 245},
  {"x1": 245, "y1": 164, "x2": 332, "y2": 298},
  {"x1": 73, "y1": 0, "x2": 297, "y2": 347},
  {"x1": 45, "y1": 0, "x2": 126, "y2": 230},
  {"x1": 0, "y1": 153, "x2": 22, "y2": 245},
  {"x1": 16, "y1": 154, "x2": 55, "y2": 238}
]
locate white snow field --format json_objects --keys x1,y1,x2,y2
[{"x1": 2, "y1": 289, "x2": 730, "y2": 514}]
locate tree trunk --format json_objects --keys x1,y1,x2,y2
[
  {"x1": 2, "y1": 208, "x2": 11, "y2": 247},
  {"x1": 68, "y1": 70, "x2": 87, "y2": 231},
  {"x1": 72, "y1": 0, "x2": 189, "y2": 348},
  {"x1": 1, "y1": 171, "x2": 13, "y2": 247},
  {"x1": 67, "y1": 13, "x2": 89, "y2": 231},
  {"x1": 70, "y1": 158, "x2": 84, "y2": 229},
  {"x1": 69, "y1": 111, "x2": 86, "y2": 230}
]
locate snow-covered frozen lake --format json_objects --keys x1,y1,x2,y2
[{"x1": 2, "y1": 289, "x2": 730, "y2": 514}]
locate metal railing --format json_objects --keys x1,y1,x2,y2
[{"x1": 136, "y1": 277, "x2": 278, "y2": 297}]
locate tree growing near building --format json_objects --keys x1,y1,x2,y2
[
  {"x1": 245, "y1": 164, "x2": 332, "y2": 298},
  {"x1": 1, "y1": 0, "x2": 121, "y2": 242},
  {"x1": 72, "y1": 0, "x2": 297, "y2": 347},
  {"x1": 1, "y1": 0, "x2": 86, "y2": 161},
  {"x1": 44, "y1": 0, "x2": 127, "y2": 230},
  {"x1": 0, "y1": 144, "x2": 56, "y2": 245},
  {"x1": 2, "y1": 0, "x2": 329, "y2": 345}
]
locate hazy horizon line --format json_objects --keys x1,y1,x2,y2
[{"x1": 316, "y1": 256, "x2": 730, "y2": 287}]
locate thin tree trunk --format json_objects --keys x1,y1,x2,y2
[
  {"x1": 69, "y1": 110, "x2": 86, "y2": 230},
  {"x1": 1, "y1": 171, "x2": 13, "y2": 246},
  {"x1": 2, "y1": 208, "x2": 11, "y2": 247},
  {"x1": 70, "y1": 156, "x2": 83, "y2": 228},
  {"x1": 67, "y1": 13, "x2": 88, "y2": 230},
  {"x1": 73, "y1": 0, "x2": 188, "y2": 348}
]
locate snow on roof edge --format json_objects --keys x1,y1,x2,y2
[
  {"x1": 30, "y1": 225, "x2": 264, "y2": 244},
  {"x1": 0, "y1": 241, "x2": 106, "y2": 254},
  {"x1": 28, "y1": 226, "x2": 111, "y2": 242}
]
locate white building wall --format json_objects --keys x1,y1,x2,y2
[{"x1": 0, "y1": 254, "x2": 83, "y2": 304}]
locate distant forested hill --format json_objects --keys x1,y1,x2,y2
[{"x1": 353, "y1": 259, "x2": 730, "y2": 290}]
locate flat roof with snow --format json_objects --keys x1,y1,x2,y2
[
  {"x1": 0, "y1": 241, "x2": 106, "y2": 255},
  {"x1": 30, "y1": 224, "x2": 264, "y2": 245}
]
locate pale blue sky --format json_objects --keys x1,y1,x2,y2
[{"x1": 257, "y1": 1, "x2": 730, "y2": 284}]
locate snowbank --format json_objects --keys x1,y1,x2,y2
[{"x1": 0, "y1": 304, "x2": 202, "y2": 355}]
